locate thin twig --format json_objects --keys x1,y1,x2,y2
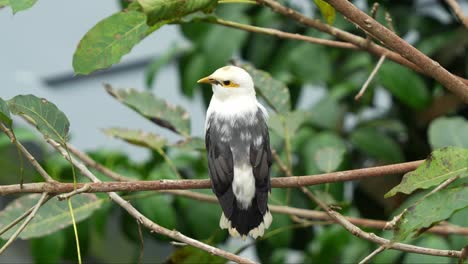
[
  {"x1": 301, "y1": 188, "x2": 461, "y2": 258},
  {"x1": 256, "y1": 0, "x2": 468, "y2": 97},
  {"x1": 0, "y1": 192, "x2": 49, "y2": 254},
  {"x1": 325, "y1": 0, "x2": 468, "y2": 102},
  {"x1": 47, "y1": 139, "x2": 257, "y2": 264},
  {"x1": 66, "y1": 143, "x2": 133, "y2": 182},
  {"x1": 0, "y1": 123, "x2": 55, "y2": 183},
  {"x1": 57, "y1": 184, "x2": 91, "y2": 200},
  {"x1": 0, "y1": 195, "x2": 52, "y2": 237},
  {"x1": 0, "y1": 159, "x2": 424, "y2": 195},
  {"x1": 385, "y1": 12, "x2": 396, "y2": 33},
  {"x1": 355, "y1": 55, "x2": 386, "y2": 100},
  {"x1": 360, "y1": 245, "x2": 386, "y2": 264},
  {"x1": 203, "y1": 17, "x2": 357, "y2": 49},
  {"x1": 445, "y1": 0, "x2": 468, "y2": 28}
]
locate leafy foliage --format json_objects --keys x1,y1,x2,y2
[
  {"x1": 1, "y1": 0, "x2": 37, "y2": 14},
  {"x1": 386, "y1": 147, "x2": 468, "y2": 197},
  {"x1": 392, "y1": 185, "x2": 468, "y2": 242},
  {"x1": 1, "y1": 0, "x2": 467, "y2": 263},
  {"x1": 0, "y1": 97, "x2": 12, "y2": 128},
  {"x1": 105, "y1": 84, "x2": 191, "y2": 136},
  {"x1": 313, "y1": 0, "x2": 336, "y2": 25},
  {"x1": 7, "y1": 95, "x2": 70, "y2": 142},
  {"x1": 243, "y1": 64, "x2": 291, "y2": 113},
  {"x1": 73, "y1": 11, "x2": 149, "y2": 75},
  {"x1": 428, "y1": 117, "x2": 468, "y2": 149},
  {"x1": 0, "y1": 194, "x2": 101, "y2": 239},
  {"x1": 103, "y1": 127, "x2": 167, "y2": 151}
]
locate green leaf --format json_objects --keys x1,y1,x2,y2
[
  {"x1": 428, "y1": 117, "x2": 468, "y2": 149},
  {"x1": 145, "y1": 46, "x2": 185, "y2": 89},
  {"x1": 313, "y1": 0, "x2": 336, "y2": 25},
  {"x1": 9, "y1": 0, "x2": 37, "y2": 13},
  {"x1": 0, "y1": 97, "x2": 12, "y2": 127},
  {"x1": 0, "y1": 194, "x2": 101, "y2": 239},
  {"x1": 268, "y1": 110, "x2": 311, "y2": 137},
  {"x1": 378, "y1": 61, "x2": 430, "y2": 109},
  {"x1": 242, "y1": 64, "x2": 291, "y2": 114},
  {"x1": 102, "y1": 127, "x2": 167, "y2": 151},
  {"x1": 350, "y1": 126, "x2": 404, "y2": 163},
  {"x1": 385, "y1": 147, "x2": 468, "y2": 197},
  {"x1": 8, "y1": 95, "x2": 70, "y2": 143},
  {"x1": 288, "y1": 42, "x2": 332, "y2": 84},
  {"x1": 393, "y1": 186, "x2": 468, "y2": 242},
  {"x1": 105, "y1": 85, "x2": 190, "y2": 136},
  {"x1": 303, "y1": 132, "x2": 347, "y2": 174},
  {"x1": 170, "y1": 137, "x2": 205, "y2": 151},
  {"x1": 309, "y1": 96, "x2": 344, "y2": 131},
  {"x1": 73, "y1": 11, "x2": 149, "y2": 75},
  {"x1": 137, "y1": 0, "x2": 217, "y2": 25},
  {"x1": 314, "y1": 147, "x2": 346, "y2": 173},
  {"x1": 167, "y1": 246, "x2": 225, "y2": 264}
]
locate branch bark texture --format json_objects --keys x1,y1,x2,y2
[{"x1": 0, "y1": 160, "x2": 423, "y2": 195}]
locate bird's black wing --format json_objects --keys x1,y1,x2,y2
[
  {"x1": 249, "y1": 110, "x2": 272, "y2": 215},
  {"x1": 206, "y1": 123, "x2": 235, "y2": 218}
]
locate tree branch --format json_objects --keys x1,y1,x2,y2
[
  {"x1": 64, "y1": 146, "x2": 466, "y2": 237},
  {"x1": 325, "y1": 0, "x2": 468, "y2": 102},
  {"x1": 0, "y1": 160, "x2": 423, "y2": 195},
  {"x1": 301, "y1": 188, "x2": 462, "y2": 258},
  {"x1": 46, "y1": 139, "x2": 257, "y2": 264},
  {"x1": 445, "y1": 0, "x2": 468, "y2": 28},
  {"x1": 207, "y1": 17, "x2": 357, "y2": 49},
  {"x1": 256, "y1": 0, "x2": 468, "y2": 93},
  {"x1": 355, "y1": 55, "x2": 386, "y2": 100}
]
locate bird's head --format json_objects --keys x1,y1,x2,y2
[{"x1": 197, "y1": 66, "x2": 255, "y2": 99}]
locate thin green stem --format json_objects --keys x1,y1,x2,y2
[
  {"x1": 15, "y1": 144, "x2": 24, "y2": 187},
  {"x1": 68, "y1": 198, "x2": 82, "y2": 264},
  {"x1": 64, "y1": 143, "x2": 78, "y2": 189}
]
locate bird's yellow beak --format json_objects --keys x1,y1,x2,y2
[{"x1": 197, "y1": 76, "x2": 215, "y2": 84}]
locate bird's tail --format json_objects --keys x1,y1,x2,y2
[{"x1": 219, "y1": 197, "x2": 272, "y2": 239}]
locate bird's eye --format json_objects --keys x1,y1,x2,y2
[{"x1": 223, "y1": 80, "x2": 231, "y2": 86}]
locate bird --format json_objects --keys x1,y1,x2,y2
[{"x1": 198, "y1": 65, "x2": 272, "y2": 239}]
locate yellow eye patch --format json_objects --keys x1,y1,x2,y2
[{"x1": 222, "y1": 80, "x2": 240, "y2": 88}]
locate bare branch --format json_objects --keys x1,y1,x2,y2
[
  {"x1": 47, "y1": 139, "x2": 257, "y2": 264},
  {"x1": 355, "y1": 55, "x2": 386, "y2": 100},
  {"x1": 360, "y1": 245, "x2": 386, "y2": 264},
  {"x1": 0, "y1": 123, "x2": 56, "y2": 183},
  {"x1": 208, "y1": 17, "x2": 356, "y2": 49},
  {"x1": 445, "y1": 0, "x2": 468, "y2": 28},
  {"x1": 326, "y1": 0, "x2": 468, "y2": 102},
  {"x1": 0, "y1": 159, "x2": 424, "y2": 195},
  {"x1": 0, "y1": 192, "x2": 49, "y2": 254},
  {"x1": 301, "y1": 188, "x2": 462, "y2": 258},
  {"x1": 256, "y1": 0, "x2": 468, "y2": 96},
  {"x1": 57, "y1": 184, "x2": 92, "y2": 201}
]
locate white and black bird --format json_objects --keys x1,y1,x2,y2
[{"x1": 198, "y1": 66, "x2": 273, "y2": 239}]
